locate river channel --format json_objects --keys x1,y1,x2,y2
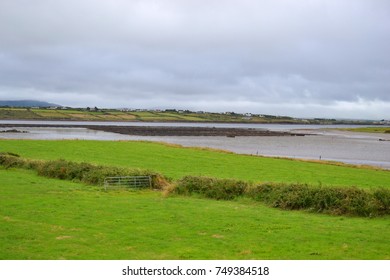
[{"x1": 1, "y1": 120, "x2": 389, "y2": 169}]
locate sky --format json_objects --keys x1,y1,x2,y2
[{"x1": 0, "y1": 0, "x2": 389, "y2": 119}]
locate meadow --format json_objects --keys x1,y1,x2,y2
[
  {"x1": 1, "y1": 139, "x2": 390, "y2": 259},
  {"x1": 0, "y1": 108, "x2": 295, "y2": 123},
  {"x1": 1, "y1": 139, "x2": 389, "y2": 187},
  {"x1": 1, "y1": 168, "x2": 389, "y2": 260},
  {"x1": 0, "y1": 107, "x2": 366, "y2": 124}
]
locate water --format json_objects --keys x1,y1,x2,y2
[
  {"x1": 0, "y1": 119, "x2": 382, "y2": 130},
  {"x1": 0, "y1": 127, "x2": 133, "y2": 140},
  {"x1": 1, "y1": 121, "x2": 389, "y2": 169}
]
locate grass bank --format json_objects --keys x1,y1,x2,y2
[
  {"x1": 0, "y1": 140, "x2": 389, "y2": 188},
  {"x1": 1, "y1": 168, "x2": 389, "y2": 260}
]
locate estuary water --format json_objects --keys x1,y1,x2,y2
[{"x1": 1, "y1": 120, "x2": 389, "y2": 169}]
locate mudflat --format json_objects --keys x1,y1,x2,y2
[{"x1": 0, "y1": 123, "x2": 307, "y2": 137}]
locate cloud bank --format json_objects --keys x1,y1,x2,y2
[{"x1": 0, "y1": 0, "x2": 389, "y2": 118}]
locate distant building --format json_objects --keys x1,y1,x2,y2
[{"x1": 380, "y1": 119, "x2": 390, "y2": 125}]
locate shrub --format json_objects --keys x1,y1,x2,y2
[
  {"x1": 173, "y1": 176, "x2": 390, "y2": 216},
  {"x1": 246, "y1": 183, "x2": 389, "y2": 217},
  {"x1": 34, "y1": 159, "x2": 167, "y2": 188},
  {"x1": 246, "y1": 183, "x2": 315, "y2": 209},
  {"x1": 176, "y1": 176, "x2": 249, "y2": 200},
  {"x1": 0, "y1": 152, "x2": 20, "y2": 157},
  {"x1": 373, "y1": 188, "x2": 390, "y2": 215},
  {"x1": 0, "y1": 153, "x2": 26, "y2": 169},
  {"x1": 0, "y1": 154, "x2": 168, "y2": 189}
]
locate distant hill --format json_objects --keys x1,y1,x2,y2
[{"x1": 0, "y1": 100, "x2": 61, "y2": 108}]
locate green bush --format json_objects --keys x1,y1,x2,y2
[
  {"x1": 246, "y1": 183, "x2": 314, "y2": 209},
  {"x1": 0, "y1": 152, "x2": 20, "y2": 157},
  {"x1": 246, "y1": 183, "x2": 390, "y2": 217},
  {"x1": 36, "y1": 160, "x2": 91, "y2": 181},
  {"x1": 0, "y1": 154, "x2": 167, "y2": 189},
  {"x1": 175, "y1": 176, "x2": 390, "y2": 216},
  {"x1": 373, "y1": 188, "x2": 390, "y2": 215},
  {"x1": 34, "y1": 159, "x2": 166, "y2": 188},
  {"x1": 0, "y1": 153, "x2": 25, "y2": 168},
  {"x1": 176, "y1": 176, "x2": 249, "y2": 200}
]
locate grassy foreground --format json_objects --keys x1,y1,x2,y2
[
  {"x1": 1, "y1": 139, "x2": 389, "y2": 259},
  {"x1": 2, "y1": 154, "x2": 388, "y2": 217},
  {"x1": 1, "y1": 168, "x2": 389, "y2": 260},
  {"x1": 0, "y1": 139, "x2": 389, "y2": 188}
]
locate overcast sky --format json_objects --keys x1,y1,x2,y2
[{"x1": 0, "y1": 0, "x2": 389, "y2": 119}]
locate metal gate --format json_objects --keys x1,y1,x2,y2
[{"x1": 103, "y1": 176, "x2": 152, "y2": 190}]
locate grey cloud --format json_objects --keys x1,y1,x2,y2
[{"x1": 0, "y1": 0, "x2": 389, "y2": 118}]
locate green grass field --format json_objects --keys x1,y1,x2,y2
[
  {"x1": 0, "y1": 139, "x2": 389, "y2": 188},
  {"x1": 1, "y1": 168, "x2": 389, "y2": 260},
  {"x1": 0, "y1": 139, "x2": 389, "y2": 259},
  {"x1": 0, "y1": 108, "x2": 309, "y2": 123},
  {"x1": 338, "y1": 127, "x2": 390, "y2": 134}
]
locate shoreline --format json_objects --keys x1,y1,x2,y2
[
  {"x1": 0, "y1": 123, "x2": 308, "y2": 137},
  {"x1": 1, "y1": 122, "x2": 388, "y2": 170}
]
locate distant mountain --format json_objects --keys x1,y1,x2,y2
[{"x1": 0, "y1": 100, "x2": 61, "y2": 108}]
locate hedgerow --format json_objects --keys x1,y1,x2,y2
[
  {"x1": 174, "y1": 176, "x2": 390, "y2": 217},
  {"x1": 2, "y1": 153, "x2": 389, "y2": 217},
  {"x1": 175, "y1": 175, "x2": 248, "y2": 200},
  {"x1": 246, "y1": 183, "x2": 389, "y2": 217},
  {"x1": 0, "y1": 153, "x2": 167, "y2": 189}
]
